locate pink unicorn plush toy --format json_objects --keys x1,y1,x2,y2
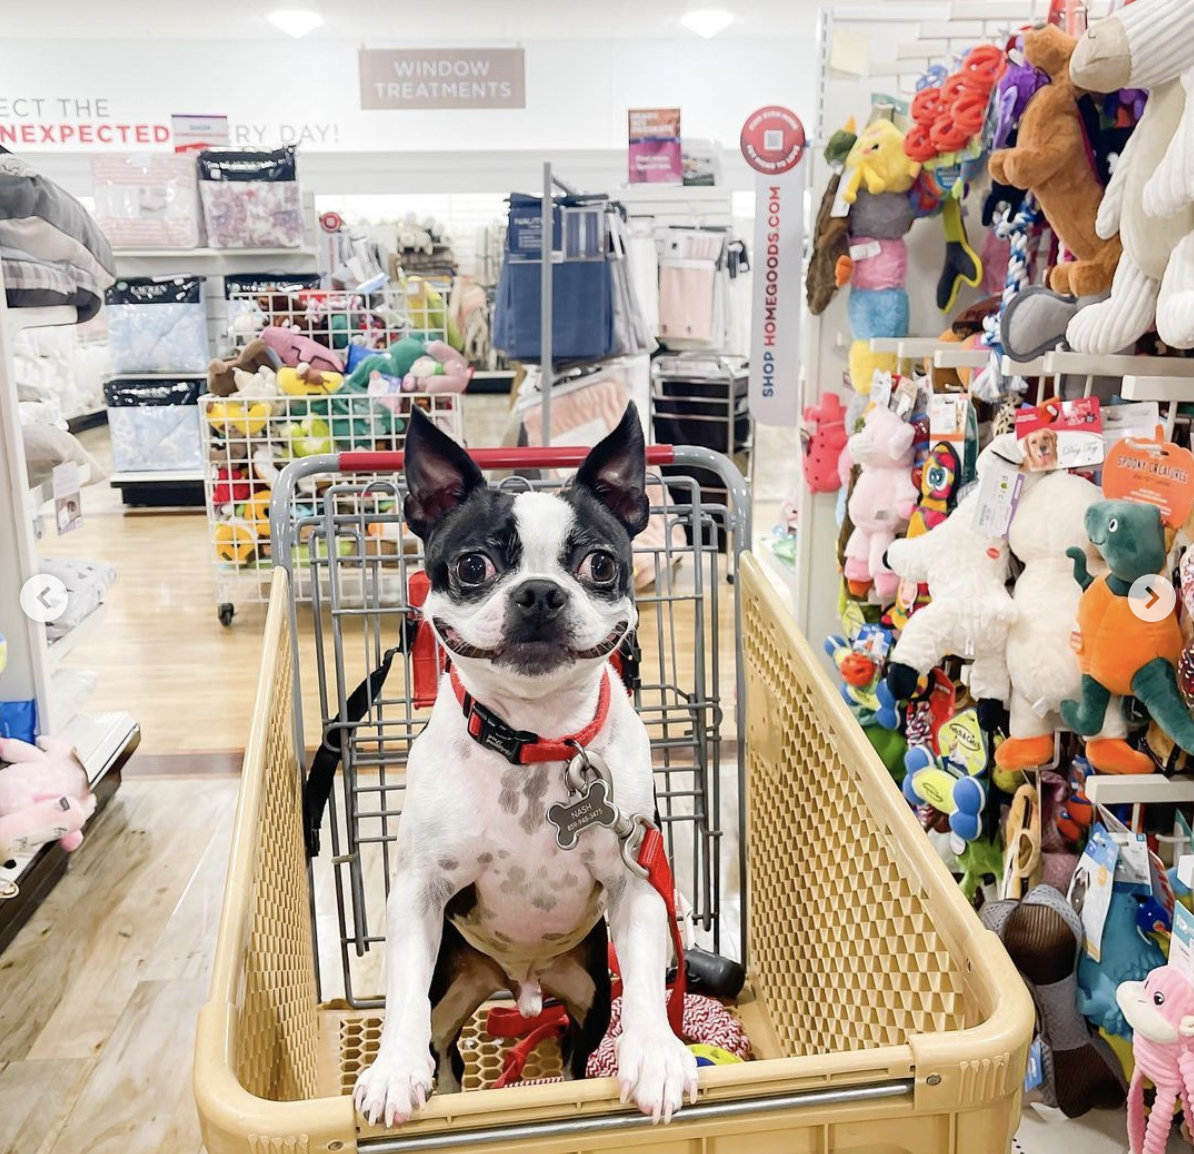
[
  {"x1": 843, "y1": 405, "x2": 917, "y2": 602},
  {"x1": 1118, "y1": 966, "x2": 1194, "y2": 1153}
]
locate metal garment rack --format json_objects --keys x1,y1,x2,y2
[{"x1": 538, "y1": 161, "x2": 583, "y2": 446}]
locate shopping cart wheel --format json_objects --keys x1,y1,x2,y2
[{"x1": 218, "y1": 603, "x2": 235, "y2": 627}]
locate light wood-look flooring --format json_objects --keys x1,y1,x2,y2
[{"x1": 0, "y1": 778, "x2": 238, "y2": 1154}]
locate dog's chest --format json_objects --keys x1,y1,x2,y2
[{"x1": 449, "y1": 757, "x2": 618, "y2": 955}]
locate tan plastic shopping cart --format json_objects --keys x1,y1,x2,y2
[{"x1": 195, "y1": 443, "x2": 1034, "y2": 1154}]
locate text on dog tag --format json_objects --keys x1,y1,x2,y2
[{"x1": 547, "y1": 779, "x2": 620, "y2": 851}]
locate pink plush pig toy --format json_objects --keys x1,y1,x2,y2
[
  {"x1": 1118, "y1": 966, "x2": 1194, "y2": 1154},
  {"x1": 0, "y1": 736, "x2": 96, "y2": 864}
]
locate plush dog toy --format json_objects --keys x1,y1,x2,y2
[
  {"x1": 403, "y1": 340, "x2": 472, "y2": 395},
  {"x1": 837, "y1": 119, "x2": 921, "y2": 394},
  {"x1": 0, "y1": 736, "x2": 96, "y2": 864},
  {"x1": 1002, "y1": 472, "x2": 1150, "y2": 774},
  {"x1": 259, "y1": 325, "x2": 344, "y2": 374},
  {"x1": 1117, "y1": 967, "x2": 1194, "y2": 1153},
  {"x1": 806, "y1": 120, "x2": 857, "y2": 316},
  {"x1": 988, "y1": 25, "x2": 1123, "y2": 297},
  {"x1": 1066, "y1": 0, "x2": 1194, "y2": 354},
  {"x1": 1063, "y1": 500, "x2": 1194, "y2": 754},
  {"x1": 842, "y1": 405, "x2": 917, "y2": 600},
  {"x1": 207, "y1": 337, "x2": 279, "y2": 398},
  {"x1": 801, "y1": 391, "x2": 849, "y2": 493},
  {"x1": 885, "y1": 480, "x2": 1016, "y2": 712}
]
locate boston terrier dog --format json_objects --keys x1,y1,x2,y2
[{"x1": 353, "y1": 404, "x2": 697, "y2": 1127}]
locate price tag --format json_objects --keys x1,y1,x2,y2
[
  {"x1": 1069, "y1": 825, "x2": 1119, "y2": 961},
  {"x1": 971, "y1": 453, "x2": 1024, "y2": 538},
  {"x1": 52, "y1": 462, "x2": 82, "y2": 536},
  {"x1": 929, "y1": 393, "x2": 968, "y2": 444}
]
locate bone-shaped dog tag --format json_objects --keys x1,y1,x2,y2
[{"x1": 547, "y1": 779, "x2": 620, "y2": 851}]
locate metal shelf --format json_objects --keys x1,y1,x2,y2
[
  {"x1": 933, "y1": 348, "x2": 989, "y2": 370},
  {"x1": 1084, "y1": 774, "x2": 1194, "y2": 806},
  {"x1": 110, "y1": 469, "x2": 204, "y2": 484},
  {"x1": 112, "y1": 246, "x2": 315, "y2": 259},
  {"x1": 5, "y1": 305, "x2": 78, "y2": 333}
]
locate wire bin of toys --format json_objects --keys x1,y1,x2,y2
[{"x1": 200, "y1": 286, "x2": 468, "y2": 624}]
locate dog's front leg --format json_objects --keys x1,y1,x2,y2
[
  {"x1": 606, "y1": 873, "x2": 698, "y2": 1122},
  {"x1": 354, "y1": 867, "x2": 448, "y2": 1127}
]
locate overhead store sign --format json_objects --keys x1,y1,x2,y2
[
  {"x1": 359, "y1": 48, "x2": 526, "y2": 111},
  {"x1": 741, "y1": 105, "x2": 806, "y2": 428}
]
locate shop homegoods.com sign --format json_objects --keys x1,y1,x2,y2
[{"x1": 359, "y1": 48, "x2": 525, "y2": 110}]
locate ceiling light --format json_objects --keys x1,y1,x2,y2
[
  {"x1": 680, "y1": 9, "x2": 735, "y2": 38},
  {"x1": 267, "y1": 9, "x2": 324, "y2": 38}
]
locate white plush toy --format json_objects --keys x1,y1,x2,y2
[
  {"x1": 884, "y1": 437, "x2": 1018, "y2": 710},
  {"x1": 231, "y1": 363, "x2": 279, "y2": 400},
  {"x1": 1066, "y1": 0, "x2": 1194, "y2": 353},
  {"x1": 1000, "y1": 469, "x2": 1148, "y2": 774}
]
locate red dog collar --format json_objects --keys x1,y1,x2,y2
[{"x1": 450, "y1": 666, "x2": 612, "y2": 765}]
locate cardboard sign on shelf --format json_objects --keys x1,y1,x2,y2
[{"x1": 1103, "y1": 436, "x2": 1194, "y2": 528}]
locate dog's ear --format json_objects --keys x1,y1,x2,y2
[
  {"x1": 574, "y1": 404, "x2": 650, "y2": 538},
  {"x1": 403, "y1": 407, "x2": 485, "y2": 539}
]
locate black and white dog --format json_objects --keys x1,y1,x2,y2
[{"x1": 354, "y1": 404, "x2": 697, "y2": 1127}]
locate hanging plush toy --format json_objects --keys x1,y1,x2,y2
[
  {"x1": 842, "y1": 405, "x2": 918, "y2": 601},
  {"x1": 1002, "y1": 472, "x2": 1151, "y2": 774},
  {"x1": 1117, "y1": 967, "x2": 1194, "y2": 1154},
  {"x1": 884, "y1": 472, "x2": 1015, "y2": 714},
  {"x1": 807, "y1": 119, "x2": 858, "y2": 316},
  {"x1": 1063, "y1": 500, "x2": 1194, "y2": 755},
  {"x1": 1066, "y1": 0, "x2": 1194, "y2": 354},
  {"x1": 837, "y1": 119, "x2": 921, "y2": 394},
  {"x1": 988, "y1": 26, "x2": 1122, "y2": 298}
]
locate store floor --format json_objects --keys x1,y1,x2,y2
[{"x1": 7, "y1": 408, "x2": 1165, "y2": 1151}]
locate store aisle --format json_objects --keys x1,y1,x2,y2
[{"x1": 0, "y1": 778, "x2": 238, "y2": 1154}]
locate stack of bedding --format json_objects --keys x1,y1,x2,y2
[{"x1": 0, "y1": 147, "x2": 116, "y2": 320}]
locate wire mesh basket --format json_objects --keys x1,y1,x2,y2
[{"x1": 200, "y1": 394, "x2": 464, "y2": 623}]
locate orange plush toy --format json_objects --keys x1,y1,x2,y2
[{"x1": 988, "y1": 26, "x2": 1122, "y2": 297}]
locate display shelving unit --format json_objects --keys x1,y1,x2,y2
[
  {"x1": 0, "y1": 277, "x2": 139, "y2": 950},
  {"x1": 105, "y1": 227, "x2": 320, "y2": 504}
]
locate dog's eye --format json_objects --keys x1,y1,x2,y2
[
  {"x1": 579, "y1": 550, "x2": 618, "y2": 586},
  {"x1": 1155, "y1": 991, "x2": 1167, "y2": 1006},
  {"x1": 455, "y1": 553, "x2": 495, "y2": 586}
]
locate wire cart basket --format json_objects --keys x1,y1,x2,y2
[
  {"x1": 196, "y1": 443, "x2": 1033, "y2": 1154},
  {"x1": 201, "y1": 286, "x2": 465, "y2": 625}
]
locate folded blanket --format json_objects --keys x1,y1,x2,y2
[{"x1": 1, "y1": 248, "x2": 106, "y2": 320}]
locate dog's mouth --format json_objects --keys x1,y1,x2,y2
[{"x1": 433, "y1": 620, "x2": 628, "y2": 663}]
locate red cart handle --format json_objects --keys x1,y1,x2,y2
[{"x1": 338, "y1": 446, "x2": 677, "y2": 473}]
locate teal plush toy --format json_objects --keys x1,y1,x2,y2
[
  {"x1": 329, "y1": 336, "x2": 428, "y2": 445},
  {"x1": 343, "y1": 335, "x2": 427, "y2": 392},
  {"x1": 1062, "y1": 500, "x2": 1194, "y2": 753}
]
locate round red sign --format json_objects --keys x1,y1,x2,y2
[
  {"x1": 740, "y1": 106, "x2": 806, "y2": 175},
  {"x1": 320, "y1": 211, "x2": 344, "y2": 233}
]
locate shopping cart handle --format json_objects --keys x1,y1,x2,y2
[{"x1": 338, "y1": 445, "x2": 677, "y2": 472}]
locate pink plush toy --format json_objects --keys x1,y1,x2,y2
[
  {"x1": 0, "y1": 736, "x2": 96, "y2": 863},
  {"x1": 258, "y1": 325, "x2": 343, "y2": 374},
  {"x1": 1118, "y1": 966, "x2": 1194, "y2": 1154},
  {"x1": 802, "y1": 391, "x2": 849, "y2": 493},
  {"x1": 401, "y1": 340, "x2": 473, "y2": 395},
  {"x1": 843, "y1": 406, "x2": 917, "y2": 601}
]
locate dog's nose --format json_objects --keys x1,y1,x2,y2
[{"x1": 511, "y1": 579, "x2": 569, "y2": 620}]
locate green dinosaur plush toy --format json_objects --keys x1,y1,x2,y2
[{"x1": 1061, "y1": 500, "x2": 1194, "y2": 754}]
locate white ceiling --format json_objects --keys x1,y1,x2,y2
[{"x1": 0, "y1": 0, "x2": 946, "y2": 41}]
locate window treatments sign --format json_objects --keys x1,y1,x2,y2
[{"x1": 359, "y1": 49, "x2": 525, "y2": 110}]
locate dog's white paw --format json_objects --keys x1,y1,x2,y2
[
  {"x1": 353, "y1": 1046, "x2": 435, "y2": 1128},
  {"x1": 616, "y1": 1028, "x2": 698, "y2": 1123}
]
